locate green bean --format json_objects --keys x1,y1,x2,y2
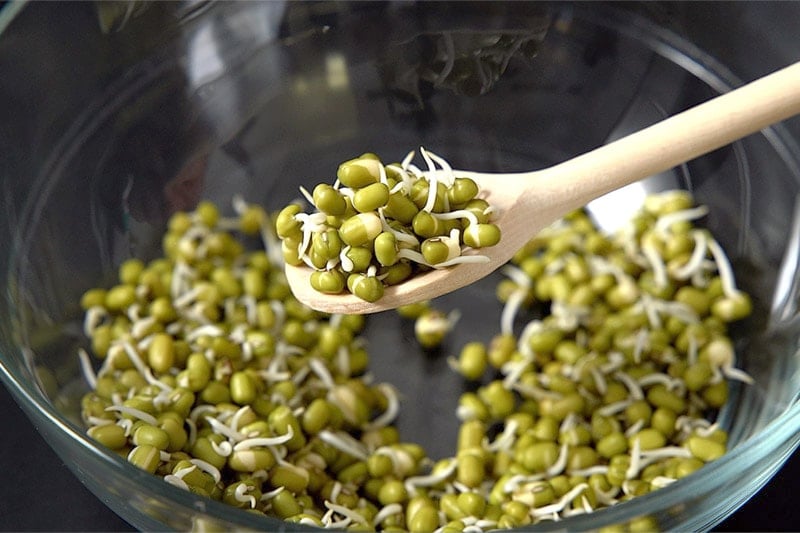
[
  {"x1": 310, "y1": 270, "x2": 346, "y2": 294},
  {"x1": 463, "y1": 223, "x2": 501, "y2": 248},
  {"x1": 457, "y1": 491, "x2": 486, "y2": 517},
  {"x1": 456, "y1": 449, "x2": 486, "y2": 488},
  {"x1": 605, "y1": 279, "x2": 640, "y2": 309},
  {"x1": 228, "y1": 449, "x2": 275, "y2": 473},
  {"x1": 270, "y1": 463, "x2": 310, "y2": 494},
  {"x1": 158, "y1": 416, "x2": 188, "y2": 452},
  {"x1": 148, "y1": 296, "x2": 177, "y2": 323},
  {"x1": 378, "y1": 479, "x2": 408, "y2": 505},
  {"x1": 364, "y1": 454, "x2": 392, "y2": 480},
  {"x1": 528, "y1": 416, "x2": 558, "y2": 442},
  {"x1": 353, "y1": 182, "x2": 390, "y2": 213},
  {"x1": 313, "y1": 183, "x2": 347, "y2": 216},
  {"x1": 81, "y1": 288, "x2": 108, "y2": 310},
  {"x1": 457, "y1": 392, "x2": 490, "y2": 422},
  {"x1": 630, "y1": 428, "x2": 666, "y2": 451},
  {"x1": 440, "y1": 494, "x2": 467, "y2": 523},
  {"x1": 462, "y1": 198, "x2": 492, "y2": 224},
  {"x1": 147, "y1": 333, "x2": 175, "y2": 373},
  {"x1": 651, "y1": 408, "x2": 677, "y2": 439},
  {"x1": 443, "y1": 177, "x2": 478, "y2": 206},
  {"x1": 487, "y1": 333, "x2": 516, "y2": 368},
  {"x1": 669, "y1": 457, "x2": 701, "y2": 479},
  {"x1": 384, "y1": 192, "x2": 420, "y2": 224},
  {"x1": 339, "y1": 212, "x2": 382, "y2": 247},
  {"x1": 347, "y1": 273, "x2": 385, "y2": 302},
  {"x1": 521, "y1": 441, "x2": 559, "y2": 473},
  {"x1": 276, "y1": 204, "x2": 303, "y2": 239},
  {"x1": 337, "y1": 155, "x2": 382, "y2": 189},
  {"x1": 454, "y1": 342, "x2": 488, "y2": 381},
  {"x1": 267, "y1": 405, "x2": 306, "y2": 451},
  {"x1": 127, "y1": 444, "x2": 161, "y2": 473},
  {"x1": 118, "y1": 369, "x2": 148, "y2": 391},
  {"x1": 280, "y1": 319, "x2": 313, "y2": 349},
  {"x1": 342, "y1": 246, "x2": 373, "y2": 273},
  {"x1": 421, "y1": 237, "x2": 456, "y2": 265},
  {"x1": 230, "y1": 371, "x2": 257, "y2": 405},
  {"x1": 194, "y1": 201, "x2": 219, "y2": 228},
  {"x1": 712, "y1": 291, "x2": 753, "y2": 322},
  {"x1": 624, "y1": 399, "x2": 653, "y2": 427},
  {"x1": 412, "y1": 211, "x2": 449, "y2": 238},
  {"x1": 105, "y1": 284, "x2": 136, "y2": 311},
  {"x1": 408, "y1": 504, "x2": 440, "y2": 533},
  {"x1": 197, "y1": 379, "x2": 230, "y2": 405},
  {"x1": 271, "y1": 489, "x2": 303, "y2": 519},
  {"x1": 647, "y1": 384, "x2": 686, "y2": 414},
  {"x1": 607, "y1": 455, "x2": 631, "y2": 487},
  {"x1": 540, "y1": 392, "x2": 585, "y2": 421},
  {"x1": 374, "y1": 232, "x2": 399, "y2": 267},
  {"x1": 119, "y1": 258, "x2": 145, "y2": 285},
  {"x1": 624, "y1": 479, "x2": 650, "y2": 498},
  {"x1": 410, "y1": 179, "x2": 448, "y2": 212},
  {"x1": 380, "y1": 262, "x2": 413, "y2": 286},
  {"x1": 441, "y1": 520, "x2": 466, "y2": 533},
  {"x1": 336, "y1": 460, "x2": 367, "y2": 485},
  {"x1": 280, "y1": 237, "x2": 303, "y2": 266},
  {"x1": 414, "y1": 309, "x2": 454, "y2": 349},
  {"x1": 164, "y1": 388, "x2": 192, "y2": 420},
  {"x1": 526, "y1": 327, "x2": 563, "y2": 354},
  {"x1": 478, "y1": 381, "x2": 515, "y2": 420},
  {"x1": 222, "y1": 481, "x2": 260, "y2": 509},
  {"x1": 133, "y1": 424, "x2": 171, "y2": 450},
  {"x1": 179, "y1": 353, "x2": 210, "y2": 392},
  {"x1": 559, "y1": 424, "x2": 592, "y2": 447},
  {"x1": 315, "y1": 325, "x2": 348, "y2": 357},
  {"x1": 686, "y1": 435, "x2": 726, "y2": 462},
  {"x1": 309, "y1": 231, "x2": 342, "y2": 268},
  {"x1": 675, "y1": 286, "x2": 711, "y2": 316},
  {"x1": 88, "y1": 423, "x2": 128, "y2": 450}
]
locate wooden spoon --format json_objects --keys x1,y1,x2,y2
[{"x1": 287, "y1": 61, "x2": 800, "y2": 314}]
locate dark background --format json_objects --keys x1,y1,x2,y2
[{"x1": 2, "y1": 2, "x2": 800, "y2": 531}]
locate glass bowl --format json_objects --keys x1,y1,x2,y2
[{"x1": 2, "y1": 2, "x2": 800, "y2": 530}]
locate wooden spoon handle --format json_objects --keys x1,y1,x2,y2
[{"x1": 533, "y1": 61, "x2": 800, "y2": 213}]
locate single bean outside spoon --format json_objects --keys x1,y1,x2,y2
[{"x1": 287, "y1": 61, "x2": 800, "y2": 314}]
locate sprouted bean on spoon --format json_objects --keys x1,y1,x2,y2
[{"x1": 276, "y1": 149, "x2": 501, "y2": 303}]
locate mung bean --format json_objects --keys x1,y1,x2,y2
[{"x1": 79, "y1": 190, "x2": 752, "y2": 530}]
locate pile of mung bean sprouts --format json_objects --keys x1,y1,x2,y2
[
  {"x1": 79, "y1": 161, "x2": 752, "y2": 531},
  {"x1": 276, "y1": 149, "x2": 501, "y2": 302}
]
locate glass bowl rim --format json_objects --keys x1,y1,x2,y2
[{"x1": 1, "y1": 2, "x2": 800, "y2": 530}]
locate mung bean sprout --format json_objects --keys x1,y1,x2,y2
[
  {"x1": 277, "y1": 149, "x2": 500, "y2": 302},
  {"x1": 79, "y1": 189, "x2": 753, "y2": 531}
]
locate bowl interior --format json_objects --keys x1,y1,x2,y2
[{"x1": 3, "y1": 2, "x2": 800, "y2": 530}]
